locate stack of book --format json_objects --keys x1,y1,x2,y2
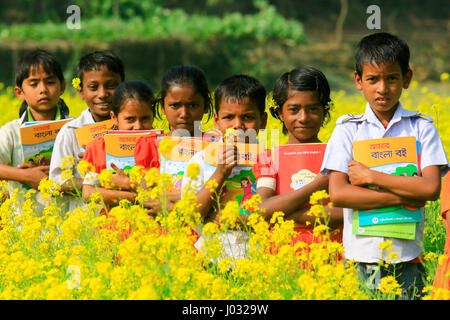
[{"x1": 351, "y1": 136, "x2": 422, "y2": 240}]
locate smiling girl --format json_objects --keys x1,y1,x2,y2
[{"x1": 253, "y1": 66, "x2": 343, "y2": 244}]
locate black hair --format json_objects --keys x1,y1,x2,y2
[
  {"x1": 76, "y1": 50, "x2": 125, "y2": 87},
  {"x1": 15, "y1": 50, "x2": 69, "y2": 119},
  {"x1": 214, "y1": 74, "x2": 266, "y2": 116},
  {"x1": 270, "y1": 66, "x2": 332, "y2": 134},
  {"x1": 15, "y1": 49, "x2": 64, "y2": 88},
  {"x1": 157, "y1": 65, "x2": 213, "y2": 121},
  {"x1": 111, "y1": 80, "x2": 156, "y2": 116},
  {"x1": 355, "y1": 32, "x2": 410, "y2": 77}
]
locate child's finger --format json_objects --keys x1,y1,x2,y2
[{"x1": 110, "y1": 163, "x2": 125, "y2": 175}]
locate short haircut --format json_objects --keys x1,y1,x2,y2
[
  {"x1": 214, "y1": 74, "x2": 266, "y2": 115},
  {"x1": 271, "y1": 66, "x2": 331, "y2": 134},
  {"x1": 157, "y1": 65, "x2": 213, "y2": 120},
  {"x1": 76, "y1": 50, "x2": 125, "y2": 86},
  {"x1": 15, "y1": 49, "x2": 64, "y2": 87},
  {"x1": 111, "y1": 80, "x2": 155, "y2": 116},
  {"x1": 355, "y1": 32, "x2": 410, "y2": 77}
]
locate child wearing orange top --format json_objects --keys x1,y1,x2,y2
[
  {"x1": 253, "y1": 67, "x2": 343, "y2": 247},
  {"x1": 82, "y1": 80, "x2": 160, "y2": 211},
  {"x1": 433, "y1": 172, "x2": 450, "y2": 298}
]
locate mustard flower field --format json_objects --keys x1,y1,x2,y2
[{"x1": 0, "y1": 77, "x2": 448, "y2": 300}]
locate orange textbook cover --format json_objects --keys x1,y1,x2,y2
[
  {"x1": 104, "y1": 131, "x2": 159, "y2": 172},
  {"x1": 272, "y1": 143, "x2": 327, "y2": 195},
  {"x1": 20, "y1": 118, "x2": 73, "y2": 165},
  {"x1": 351, "y1": 136, "x2": 420, "y2": 239},
  {"x1": 75, "y1": 119, "x2": 115, "y2": 150},
  {"x1": 159, "y1": 136, "x2": 212, "y2": 192}
]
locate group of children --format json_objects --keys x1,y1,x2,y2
[{"x1": 0, "y1": 31, "x2": 449, "y2": 300}]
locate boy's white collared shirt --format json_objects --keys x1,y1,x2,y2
[
  {"x1": 0, "y1": 113, "x2": 59, "y2": 215},
  {"x1": 320, "y1": 102, "x2": 449, "y2": 263},
  {"x1": 50, "y1": 108, "x2": 96, "y2": 212}
]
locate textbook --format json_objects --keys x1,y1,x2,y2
[
  {"x1": 75, "y1": 119, "x2": 115, "y2": 152},
  {"x1": 203, "y1": 142, "x2": 261, "y2": 215},
  {"x1": 159, "y1": 136, "x2": 212, "y2": 192},
  {"x1": 352, "y1": 136, "x2": 421, "y2": 239},
  {"x1": 104, "y1": 130, "x2": 163, "y2": 172},
  {"x1": 272, "y1": 143, "x2": 327, "y2": 195},
  {"x1": 352, "y1": 211, "x2": 416, "y2": 240},
  {"x1": 20, "y1": 118, "x2": 73, "y2": 165}
]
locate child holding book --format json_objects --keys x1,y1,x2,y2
[
  {"x1": 181, "y1": 74, "x2": 267, "y2": 260},
  {"x1": 432, "y1": 172, "x2": 450, "y2": 298},
  {"x1": 49, "y1": 51, "x2": 124, "y2": 212},
  {"x1": 134, "y1": 65, "x2": 214, "y2": 170},
  {"x1": 320, "y1": 32, "x2": 449, "y2": 299},
  {"x1": 253, "y1": 66, "x2": 343, "y2": 245},
  {"x1": 0, "y1": 49, "x2": 68, "y2": 213},
  {"x1": 82, "y1": 80, "x2": 161, "y2": 212}
]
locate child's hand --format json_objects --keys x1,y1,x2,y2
[
  {"x1": 348, "y1": 160, "x2": 373, "y2": 186},
  {"x1": 24, "y1": 165, "x2": 50, "y2": 189},
  {"x1": 110, "y1": 163, "x2": 132, "y2": 190},
  {"x1": 78, "y1": 145, "x2": 86, "y2": 160},
  {"x1": 400, "y1": 197, "x2": 426, "y2": 209},
  {"x1": 17, "y1": 161, "x2": 38, "y2": 169},
  {"x1": 143, "y1": 198, "x2": 175, "y2": 215},
  {"x1": 216, "y1": 143, "x2": 239, "y2": 178}
]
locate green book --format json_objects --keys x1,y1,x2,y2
[{"x1": 352, "y1": 211, "x2": 416, "y2": 240}]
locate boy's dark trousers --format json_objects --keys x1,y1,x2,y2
[{"x1": 344, "y1": 259, "x2": 427, "y2": 300}]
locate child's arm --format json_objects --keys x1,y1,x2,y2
[
  {"x1": 82, "y1": 183, "x2": 137, "y2": 206},
  {"x1": 0, "y1": 163, "x2": 49, "y2": 190},
  {"x1": 348, "y1": 160, "x2": 441, "y2": 201},
  {"x1": 284, "y1": 205, "x2": 343, "y2": 228},
  {"x1": 329, "y1": 170, "x2": 426, "y2": 210},
  {"x1": 256, "y1": 173, "x2": 328, "y2": 219}
]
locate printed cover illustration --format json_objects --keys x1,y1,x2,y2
[
  {"x1": 203, "y1": 142, "x2": 260, "y2": 215},
  {"x1": 20, "y1": 118, "x2": 73, "y2": 165},
  {"x1": 159, "y1": 136, "x2": 211, "y2": 192},
  {"x1": 272, "y1": 143, "x2": 327, "y2": 195},
  {"x1": 75, "y1": 119, "x2": 115, "y2": 151},
  {"x1": 104, "y1": 130, "x2": 162, "y2": 173},
  {"x1": 352, "y1": 136, "x2": 421, "y2": 239}
]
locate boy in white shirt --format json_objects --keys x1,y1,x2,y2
[
  {"x1": 320, "y1": 32, "x2": 449, "y2": 299},
  {"x1": 0, "y1": 50, "x2": 68, "y2": 214},
  {"x1": 49, "y1": 51, "x2": 124, "y2": 213}
]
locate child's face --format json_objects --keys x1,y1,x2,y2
[
  {"x1": 214, "y1": 97, "x2": 266, "y2": 141},
  {"x1": 279, "y1": 90, "x2": 324, "y2": 144},
  {"x1": 110, "y1": 99, "x2": 154, "y2": 131},
  {"x1": 78, "y1": 65, "x2": 122, "y2": 122},
  {"x1": 162, "y1": 84, "x2": 205, "y2": 136},
  {"x1": 354, "y1": 61, "x2": 412, "y2": 121},
  {"x1": 14, "y1": 65, "x2": 65, "y2": 117}
]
